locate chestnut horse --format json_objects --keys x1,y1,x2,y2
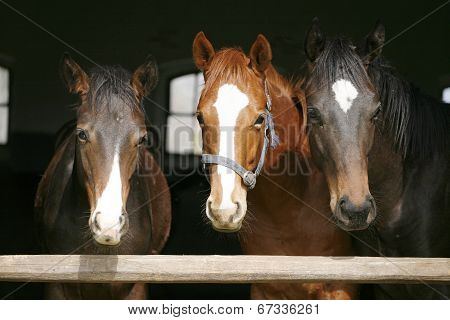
[
  {"x1": 301, "y1": 19, "x2": 449, "y2": 299},
  {"x1": 193, "y1": 32, "x2": 356, "y2": 299},
  {"x1": 34, "y1": 54, "x2": 171, "y2": 299}
]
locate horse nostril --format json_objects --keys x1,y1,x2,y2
[
  {"x1": 235, "y1": 201, "x2": 245, "y2": 217},
  {"x1": 93, "y1": 212, "x2": 101, "y2": 232},
  {"x1": 339, "y1": 198, "x2": 346, "y2": 209},
  {"x1": 207, "y1": 200, "x2": 213, "y2": 215},
  {"x1": 119, "y1": 215, "x2": 127, "y2": 233},
  {"x1": 368, "y1": 196, "x2": 376, "y2": 207}
]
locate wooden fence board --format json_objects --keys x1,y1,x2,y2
[{"x1": 0, "y1": 255, "x2": 448, "y2": 284}]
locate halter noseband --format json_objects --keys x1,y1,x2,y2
[{"x1": 201, "y1": 80, "x2": 279, "y2": 190}]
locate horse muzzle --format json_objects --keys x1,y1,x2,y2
[
  {"x1": 333, "y1": 195, "x2": 376, "y2": 231},
  {"x1": 206, "y1": 199, "x2": 246, "y2": 232},
  {"x1": 89, "y1": 211, "x2": 128, "y2": 246}
]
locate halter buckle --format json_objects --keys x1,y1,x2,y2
[{"x1": 243, "y1": 171, "x2": 257, "y2": 189}]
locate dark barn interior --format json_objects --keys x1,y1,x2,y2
[{"x1": 0, "y1": 0, "x2": 448, "y2": 299}]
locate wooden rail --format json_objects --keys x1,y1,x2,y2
[{"x1": 0, "y1": 255, "x2": 448, "y2": 284}]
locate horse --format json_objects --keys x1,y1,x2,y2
[
  {"x1": 192, "y1": 32, "x2": 357, "y2": 299},
  {"x1": 301, "y1": 19, "x2": 450, "y2": 299},
  {"x1": 34, "y1": 54, "x2": 171, "y2": 299}
]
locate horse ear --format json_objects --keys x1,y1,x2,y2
[
  {"x1": 304, "y1": 17, "x2": 325, "y2": 62},
  {"x1": 249, "y1": 34, "x2": 272, "y2": 74},
  {"x1": 132, "y1": 55, "x2": 159, "y2": 98},
  {"x1": 60, "y1": 53, "x2": 89, "y2": 95},
  {"x1": 192, "y1": 32, "x2": 215, "y2": 71},
  {"x1": 363, "y1": 20, "x2": 385, "y2": 64}
]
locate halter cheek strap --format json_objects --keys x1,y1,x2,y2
[{"x1": 201, "y1": 80, "x2": 279, "y2": 190}]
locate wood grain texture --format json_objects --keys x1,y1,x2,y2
[{"x1": 0, "y1": 255, "x2": 448, "y2": 283}]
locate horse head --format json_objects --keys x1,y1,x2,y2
[
  {"x1": 60, "y1": 54, "x2": 158, "y2": 245},
  {"x1": 193, "y1": 32, "x2": 277, "y2": 232},
  {"x1": 302, "y1": 19, "x2": 385, "y2": 230}
]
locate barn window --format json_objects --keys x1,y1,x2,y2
[
  {"x1": 0, "y1": 65, "x2": 10, "y2": 145},
  {"x1": 442, "y1": 87, "x2": 450, "y2": 103},
  {"x1": 166, "y1": 73, "x2": 203, "y2": 155}
]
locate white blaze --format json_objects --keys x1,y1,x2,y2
[
  {"x1": 332, "y1": 79, "x2": 358, "y2": 113},
  {"x1": 92, "y1": 151, "x2": 123, "y2": 237},
  {"x1": 213, "y1": 84, "x2": 249, "y2": 209}
]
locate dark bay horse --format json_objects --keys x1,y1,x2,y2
[
  {"x1": 301, "y1": 19, "x2": 449, "y2": 299},
  {"x1": 193, "y1": 32, "x2": 356, "y2": 299},
  {"x1": 34, "y1": 54, "x2": 171, "y2": 299}
]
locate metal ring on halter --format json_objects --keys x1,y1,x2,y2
[{"x1": 243, "y1": 171, "x2": 257, "y2": 189}]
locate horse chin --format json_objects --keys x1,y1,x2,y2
[
  {"x1": 93, "y1": 235, "x2": 122, "y2": 247},
  {"x1": 211, "y1": 222, "x2": 242, "y2": 233},
  {"x1": 331, "y1": 215, "x2": 370, "y2": 231}
]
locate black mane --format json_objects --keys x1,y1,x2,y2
[
  {"x1": 367, "y1": 57, "x2": 449, "y2": 159},
  {"x1": 86, "y1": 65, "x2": 140, "y2": 113},
  {"x1": 306, "y1": 37, "x2": 373, "y2": 92}
]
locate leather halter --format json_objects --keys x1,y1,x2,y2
[{"x1": 201, "y1": 80, "x2": 279, "y2": 190}]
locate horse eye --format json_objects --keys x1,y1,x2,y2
[
  {"x1": 307, "y1": 107, "x2": 323, "y2": 125},
  {"x1": 77, "y1": 129, "x2": 88, "y2": 143},
  {"x1": 138, "y1": 134, "x2": 148, "y2": 146},
  {"x1": 254, "y1": 114, "x2": 265, "y2": 127},
  {"x1": 196, "y1": 113, "x2": 205, "y2": 126},
  {"x1": 371, "y1": 105, "x2": 382, "y2": 123}
]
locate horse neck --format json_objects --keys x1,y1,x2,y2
[{"x1": 370, "y1": 60, "x2": 449, "y2": 160}]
